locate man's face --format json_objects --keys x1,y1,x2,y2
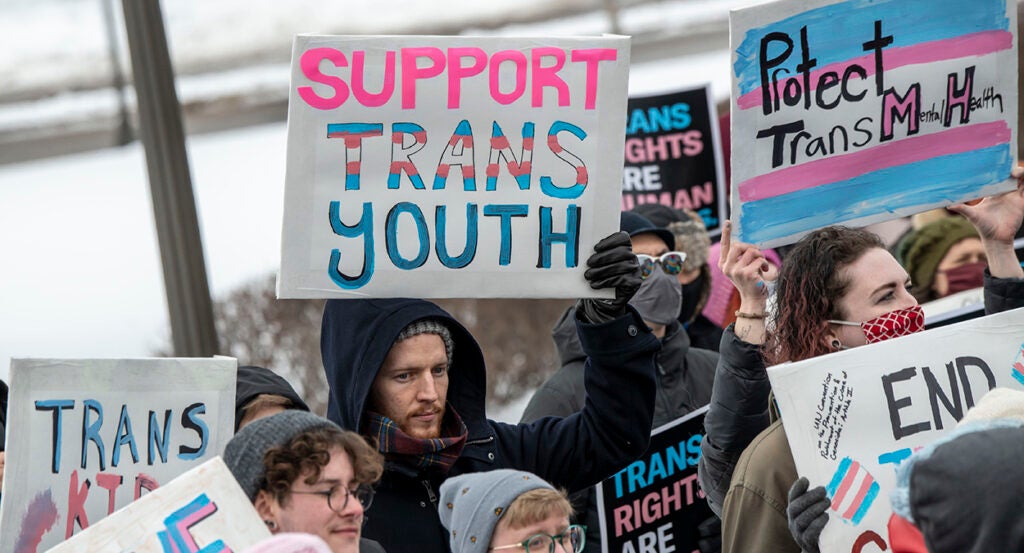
[{"x1": 368, "y1": 333, "x2": 449, "y2": 439}]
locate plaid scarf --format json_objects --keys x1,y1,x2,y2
[{"x1": 364, "y1": 406, "x2": 468, "y2": 474}]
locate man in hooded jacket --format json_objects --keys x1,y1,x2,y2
[{"x1": 320, "y1": 232, "x2": 660, "y2": 553}]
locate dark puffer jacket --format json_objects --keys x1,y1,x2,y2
[
  {"x1": 521, "y1": 306, "x2": 718, "y2": 552},
  {"x1": 321, "y1": 298, "x2": 659, "y2": 553}
]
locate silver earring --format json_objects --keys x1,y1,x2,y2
[
  {"x1": 264, "y1": 519, "x2": 277, "y2": 530},
  {"x1": 831, "y1": 339, "x2": 842, "y2": 350}
]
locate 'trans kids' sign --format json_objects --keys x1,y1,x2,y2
[
  {"x1": 279, "y1": 35, "x2": 631, "y2": 298},
  {"x1": 595, "y1": 407, "x2": 712, "y2": 553},
  {"x1": 767, "y1": 308, "x2": 1024, "y2": 552},
  {"x1": 730, "y1": 0, "x2": 1018, "y2": 247},
  {"x1": 621, "y1": 86, "x2": 727, "y2": 236},
  {"x1": 48, "y1": 457, "x2": 271, "y2": 552},
  {"x1": 0, "y1": 358, "x2": 236, "y2": 553}
]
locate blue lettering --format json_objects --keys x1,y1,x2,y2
[
  {"x1": 537, "y1": 205, "x2": 580, "y2": 269},
  {"x1": 482, "y1": 204, "x2": 529, "y2": 265},
  {"x1": 328, "y1": 201, "x2": 375, "y2": 289},
  {"x1": 385, "y1": 202, "x2": 430, "y2": 270},
  {"x1": 435, "y1": 204, "x2": 478, "y2": 269}
]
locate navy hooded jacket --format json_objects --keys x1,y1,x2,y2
[{"x1": 321, "y1": 298, "x2": 659, "y2": 553}]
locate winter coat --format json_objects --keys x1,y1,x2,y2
[
  {"x1": 521, "y1": 306, "x2": 719, "y2": 552},
  {"x1": 707, "y1": 272, "x2": 1024, "y2": 553},
  {"x1": 320, "y1": 298, "x2": 659, "y2": 553}
]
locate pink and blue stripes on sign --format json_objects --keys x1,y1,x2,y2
[{"x1": 733, "y1": 0, "x2": 1013, "y2": 245}]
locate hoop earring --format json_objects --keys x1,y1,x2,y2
[
  {"x1": 831, "y1": 339, "x2": 842, "y2": 350},
  {"x1": 264, "y1": 520, "x2": 277, "y2": 531}
]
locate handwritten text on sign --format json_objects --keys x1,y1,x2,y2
[
  {"x1": 730, "y1": 0, "x2": 1018, "y2": 247},
  {"x1": 279, "y1": 36, "x2": 631, "y2": 298},
  {"x1": 768, "y1": 308, "x2": 1024, "y2": 552}
]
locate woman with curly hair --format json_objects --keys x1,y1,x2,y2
[
  {"x1": 225, "y1": 410, "x2": 386, "y2": 553},
  {"x1": 697, "y1": 170, "x2": 1024, "y2": 553}
]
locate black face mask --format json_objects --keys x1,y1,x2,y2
[{"x1": 678, "y1": 272, "x2": 706, "y2": 325}]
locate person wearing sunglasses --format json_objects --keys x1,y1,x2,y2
[
  {"x1": 439, "y1": 469, "x2": 583, "y2": 553},
  {"x1": 224, "y1": 410, "x2": 387, "y2": 553},
  {"x1": 522, "y1": 211, "x2": 720, "y2": 553}
]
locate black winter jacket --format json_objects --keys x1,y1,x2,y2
[
  {"x1": 698, "y1": 271, "x2": 1024, "y2": 517},
  {"x1": 521, "y1": 306, "x2": 718, "y2": 552},
  {"x1": 321, "y1": 298, "x2": 659, "y2": 553}
]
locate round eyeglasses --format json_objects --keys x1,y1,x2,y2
[
  {"x1": 636, "y1": 251, "x2": 687, "y2": 279},
  {"x1": 290, "y1": 483, "x2": 375, "y2": 514},
  {"x1": 489, "y1": 524, "x2": 586, "y2": 553}
]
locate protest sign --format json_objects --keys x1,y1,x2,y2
[
  {"x1": 0, "y1": 358, "x2": 236, "y2": 553},
  {"x1": 768, "y1": 307, "x2": 1024, "y2": 552},
  {"x1": 48, "y1": 456, "x2": 270, "y2": 553},
  {"x1": 279, "y1": 35, "x2": 631, "y2": 298},
  {"x1": 922, "y1": 286, "x2": 984, "y2": 328},
  {"x1": 730, "y1": 0, "x2": 1018, "y2": 247},
  {"x1": 621, "y1": 86, "x2": 727, "y2": 236},
  {"x1": 595, "y1": 406, "x2": 711, "y2": 553}
]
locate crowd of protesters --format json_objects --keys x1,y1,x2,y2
[{"x1": 3, "y1": 177, "x2": 1023, "y2": 553}]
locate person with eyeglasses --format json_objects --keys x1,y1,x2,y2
[
  {"x1": 522, "y1": 211, "x2": 720, "y2": 553},
  {"x1": 439, "y1": 469, "x2": 584, "y2": 553},
  {"x1": 224, "y1": 410, "x2": 387, "y2": 553}
]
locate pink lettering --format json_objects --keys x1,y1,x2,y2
[
  {"x1": 65, "y1": 470, "x2": 91, "y2": 539},
  {"x1": 401, "y1": 47, "x2": 446, "y2": 109},
  {"x1": 297, "y1": 47, "x2": 349, "y2": 110},
  {"x1": 447, "y1": 47, "x2": 488, "y2": 108},
  {"x1": 96, "y1": 473, "x2": 123, "y2": 515},
  {"x1": 489, "y1": 50, "x2": 528, "y2": 105},
  {"x1": 571, "y1": 48, "x2": 617, "y2": 109},
  {"x1": 531, "y1": 47, "x2": 569, "y2": 108},
  {"x1": 351, "y1": 50, "x2": 395, "y2": 107}
]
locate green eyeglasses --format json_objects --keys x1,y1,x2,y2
[
  {"x1": 489, "y1": 524, "x2": 586, "y2": 553},
  {"x1": 636, "y1": 251, "x2": 687, "y2": 279}
]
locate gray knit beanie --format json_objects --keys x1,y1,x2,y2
[
  {"x1": 397, "y1": 318, "x2": 454, "y2": 368},
  {"x1": 438, "y1": 470, "x2": 555, "y2": 553},
  {"x1": 223, "y1": 410, "x2": 338, "y2": 501}
]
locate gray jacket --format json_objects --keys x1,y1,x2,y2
[{"x1": 522, "y1": 306, "x2": 719, "y2": 552}]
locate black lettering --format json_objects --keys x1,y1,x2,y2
[
  {"x1": 756, "y1": 121, "x2": 806, "y2": 168},
  {"x1": 862, "y1": 20, "x2": 894, "y2": 96},
  {"x1": 956, "y1": 355, "x2": 996, "y2": 408},
  {"x1": 882, "y1": 367, "x2": 930, "y2": 440},
  {"x1": 759, "y1": 32, "x2": 795, "y2": 115},
  {"x1": 923, "y1": 362, "x2": 962, "y2": 430}
]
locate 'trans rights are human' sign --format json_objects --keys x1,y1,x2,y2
[{"x1": 279, "y1": 35, "x2": 631, "y2": 298}]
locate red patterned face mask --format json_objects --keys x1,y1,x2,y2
[{"x1": 828, "y1": 305, "x2": 925, "y2": 344}]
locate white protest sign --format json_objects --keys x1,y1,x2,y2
[
  {"x1": 768, "y1": 307, "x2": 1024, "y2": 552},
  {"x1": 279, "y1": 35, "x2": 631, "y2": 298},
  {"x1": 730, "y1": 0, "x2": 1018, "y2": 247},
  {"x1": 0, "y1": 358, "x2": 236, "y2": 553},
  {"x1": 47, "y1": 456, "x2": 270, "y2": 553}
]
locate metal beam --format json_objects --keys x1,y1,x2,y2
[{"x1": 121, "y1": 0, "x2": 219, "y2": 357}]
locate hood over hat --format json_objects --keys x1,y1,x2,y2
[
  {"x1": 235, "y1": 365, "x2": 310, "y2": 431},
  {"x1": 321, "y1": 299, "x2": 487, "y2": 433}
]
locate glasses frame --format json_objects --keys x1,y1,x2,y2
[
  {"x1": 636, "y1": 251, "x2": 687, "y2": 279},
  {"x1": 290, "y1": 483, "x2": 375, "y2": 514},
  {"x1": 489, "y1": 524, "x2": 587, "y2": 553}
]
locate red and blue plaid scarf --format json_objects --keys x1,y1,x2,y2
[{"x1": 364, "y1": 406, "x2": 468, "y2": 474}]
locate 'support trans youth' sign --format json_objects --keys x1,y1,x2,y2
[
  {"x1": 621, "y1": 86, "x2": 727, "y2": 236},
  {"x1": 730, "y1": 0, "x2": 1018, "y2": 247},
  {"x1": 48, "y1": 457, "x2": 270, "y2": 553},
  {"x1": 768, "y1": 308, "x2": 1024, "y2": 552},
  {"x1": 0, "y1": 358, "x2": 236, "y2": 553},
  {"x1": 595, "y1": 407, "x2": 711, "y2": 553},
  {"x1": 279, "y1": 35, "x2": 631, "y2": 298}
]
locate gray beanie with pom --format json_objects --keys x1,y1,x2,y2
[{"x1": 438, "y1": 469, "x2": 555, "y2": 553}]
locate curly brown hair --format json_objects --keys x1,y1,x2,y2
[
  {"x1": 765, "y1": 226, "x2": 884, "y2": 365},
  {"x1": 261, "y1": 425, "x2": 384, "y2": 506}
]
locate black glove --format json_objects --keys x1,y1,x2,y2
[
  {"x1": 786, "y1": 477, "x2": 830, "y2": 553},
  {"x1": 575, "y1": 232, "x2": 641, "y2": 324},
  {"x1": 697, "y1": 515, "x2": 721, "y2": 553}
]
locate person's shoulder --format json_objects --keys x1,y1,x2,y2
[{"x1": 729, "y1": 420, "x2": 796, "y2": 504}]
